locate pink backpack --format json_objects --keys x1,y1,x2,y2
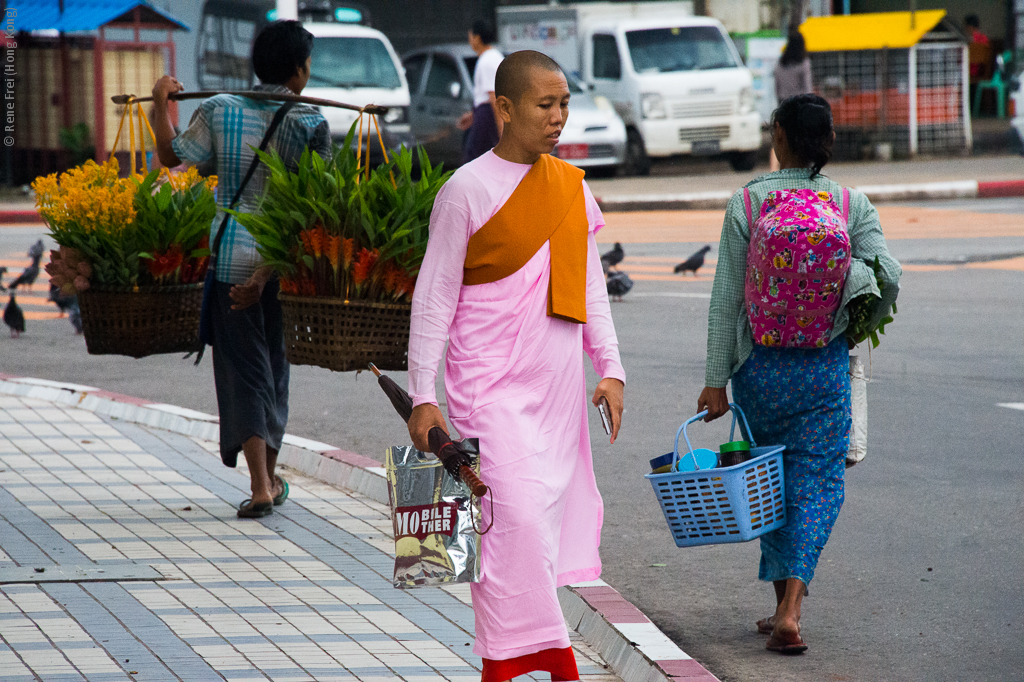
[{"x1": 744, "y1": 188, "x2": 851, "y2": 349}]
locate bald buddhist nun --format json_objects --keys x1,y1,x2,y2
[{"x1": 407, "y1": 51, "x2": 626, "y2": 682}]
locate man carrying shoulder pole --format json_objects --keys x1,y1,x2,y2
[
  {"x1": 408, "y1": 51, "x2": 625, "y2": 682},
  {"x1": 150, "y1": 21, "x2": 331, "y2": 519}
]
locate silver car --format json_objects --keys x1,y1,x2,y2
[{"x1": 401, "y1": 43, "x2": 627, "y2": 174}]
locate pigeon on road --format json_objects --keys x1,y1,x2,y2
[
  {"x1": 674, "y1": 245, "x2": 712, "y2": 276},
  {"x1": 3, "y1": 294, "x2": 25, "y2": 337},
  {"x1": 606, "y1": 270, "x2": 633, "y2": 301},
  {"x1": 601, "y1": 242, "x2": 625, "y2": 273},
  {"x1": 9, "y1": 240, "x2": 44, "y2": 291}
]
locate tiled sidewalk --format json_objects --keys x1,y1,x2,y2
[{"x1": 0, "y1": 394, "x2": 621, "y2": 682}]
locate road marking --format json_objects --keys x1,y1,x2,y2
[
  {"x1": 630, "y1": 292, "x2": 712, "y2": 298},
  {"x1": 997, "y1": 403, "x2": 1024, "y2": 411}
]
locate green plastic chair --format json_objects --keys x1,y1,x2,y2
[{"x1": 973, "y1": 50, "x2": 1013, "y2": 118}]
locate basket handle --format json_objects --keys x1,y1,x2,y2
[{"x1": 673, "y1": 403, "x2": 757, "y2": 471}]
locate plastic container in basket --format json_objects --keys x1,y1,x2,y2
[{"x1": 646, "y1": 404, "x2": 786, "y2": 548}]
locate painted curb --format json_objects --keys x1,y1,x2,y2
[
  {"x1": 0, "y1": 210, "x2": 42, "y2": 224},
  {"x1": 596, "y1": 178, "x2": 1024, "y2": 212},
  {"x1": 0, "y1": 374, "x2": 720, "y2": 682}
]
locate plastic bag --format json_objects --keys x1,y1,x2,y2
[
  {"x1": 385, "y1": 444, "x2": 482, "y2": 588},
  {"x1": 847, "y1": 355, "x2": 867, "y2": 466}
]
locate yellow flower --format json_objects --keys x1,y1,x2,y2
[{"x1": 32, "y1": 158, "x2": 136, "y2": 235}]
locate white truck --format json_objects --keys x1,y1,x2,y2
[{"x1": 497, "y1": 2, "x2": 761, "y2": 174}]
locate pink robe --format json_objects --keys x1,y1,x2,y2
[{"x1": 409, "y1": 151, "x2": 626, "y2": 660}]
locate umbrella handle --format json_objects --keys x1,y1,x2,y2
[{"x1": 459, "y1": 465, "x2": 489, "y2": 499}]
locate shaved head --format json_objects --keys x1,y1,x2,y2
[{"x1": 495, "y1": 50, "x2": 564, "y2": 103}]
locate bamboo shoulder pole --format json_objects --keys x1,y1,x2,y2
[{"x1": 111, "y1": 91, "x2": 388, "y2": 115}]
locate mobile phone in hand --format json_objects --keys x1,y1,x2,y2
[{"x1": 597, "y1": 397, "x2": 612, "y2": 435}]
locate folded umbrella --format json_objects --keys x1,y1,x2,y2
[{"x1": 369, "y1": 364, "x2": 488, "y2": 498}]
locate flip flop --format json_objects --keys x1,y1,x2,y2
[
  {"x1": 237, "y1": 499, "x2": 273, "y2": 518},
  {"x1": 765, "y1": 632, "x2": 808, "y2": 655},
  {"x1": 756, "y1": 616, "x2": 775, "y2": 635},
  {"x1": 273, "y1": 476, "x2": 289, "y2": 506}
]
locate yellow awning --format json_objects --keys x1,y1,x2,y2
[{"x1": 800, "y1": 10, "x2": 947, "y2": 52}]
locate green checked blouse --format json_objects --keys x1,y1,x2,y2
[{"x1": 705, "y1": 169, "x2": 903, "y2": 388}]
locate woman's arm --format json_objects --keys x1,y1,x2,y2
[
  {"x1": 705, "y1": 191, "x2": 750, "y2": 389},
  {"x1": 846, "y1": 191, "x2": 902, "y2": 327},
  {"x1": 407, "y1": 192, "x2": 470, "y2": 451}
]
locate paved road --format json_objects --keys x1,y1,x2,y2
[{"x1": 2, "y1": 197, "x2": 1022, "y2": 680}]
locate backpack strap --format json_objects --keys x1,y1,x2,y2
[
  {"x1": 743, "y1": 187, "x2": 753, "y2": 227},
  {"x1": 842, "y1": 187, "x2": 850, "y2": 222}
]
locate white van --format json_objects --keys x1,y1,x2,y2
[
  {"x1": 195, "y1": 2, "x2": 412, "y2": 155},
  {"x1": 303, "y1": 22, "x2": 414, "y2": 154},
  {"x1": 498, "y1": 3, "x2": 761, "y2": 174}
]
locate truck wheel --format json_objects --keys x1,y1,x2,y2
[
  {"x1": 729, "y1": 150, "x2": 758, "y2": 172},
  {"x1": 624, "y1": 130, "x2": 651, "y2": 176}
]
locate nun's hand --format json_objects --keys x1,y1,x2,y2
[
  {"x1": 698, "y1": 386, "x2": 729, "y2": 422},
  {"x1": 593, "y1": 377, "x2": 624, "y2": 444},
  {"x1": 409, "y1": 403, "x2": 448, "y2": 453}
]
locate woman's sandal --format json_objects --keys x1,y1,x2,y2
[
  {"x1": 273, "y1": 476, "x2": 289, "y2": 506},
  {"x1": 765, "y1": 630, "x2": 808, "y2": 655},
  {"x1": 237, "y1": 499, "x2": 273, "y2": 518},
  {"x1": 756, "y1": 616, "x2": 776, "y2": 635}
]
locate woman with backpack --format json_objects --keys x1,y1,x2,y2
[{"x1": 698, "y1": 94, "x2": 901, "y2": 654}]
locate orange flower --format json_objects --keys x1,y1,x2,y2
[
  {"x1": 147, "y1": 244, "x2": 184, "y2": 279},
  {"x1": 280, "y1": 278, "x2": 298, "y2": 295},
  {"x1": 382, "y1": 262, "x2": 400, "y2": 295},
  {"x1": 397, "y1": 273, "x2": 416, "y2": 301},
  {"x1": 310, "y1": 225, "x2": 325, "y2": 258},
  {"x1": 299, "y1": 229, "x2": 316, "y2": 256},
  {"x1": 326, "y1": 235, "x2": 341, "y2": 270},
  {"x1": 352, "y1": 248, "x2": 379, "y2": 288}
]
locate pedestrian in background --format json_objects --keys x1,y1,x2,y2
[
  {"x1": 698, "y1": 94, "x2": 901, "y2": 654},
  {"x1": 151, "y1": 21, "x2": 332, "y2": 518},
  {"x1": 770, "y1": 32, "x2": 812, "y2": 171},
  {"x1": 458, "y1": 20, "x2": 504, "y2": 163}
]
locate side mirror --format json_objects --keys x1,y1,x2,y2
[{"x1": 450, "y1": 81, "x2": 462, "y2": 99}]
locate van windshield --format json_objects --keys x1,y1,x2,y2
[
  {"x1": 309, "y1": 37, "x2": 402, "y2": 89},
  {"x1": 626, "y1": 27, "x2": 738, "y2": 73}
]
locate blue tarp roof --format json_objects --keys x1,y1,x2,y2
[{"x1": 6, "y1": 0, "x2": 189, "y2": 33}]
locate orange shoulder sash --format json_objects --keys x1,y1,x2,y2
[{"x1": 463, "y1": 154, "x2": 589, "y2": 324}]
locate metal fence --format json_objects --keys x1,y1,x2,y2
[{"x1": 810, "y1": 42, "x2": 970, "y2": 159}]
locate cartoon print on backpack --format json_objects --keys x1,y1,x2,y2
[
  {"x1": 744, "y1": 187, "x2": 852, "y2": 348},
  {"x1": 761, "y1": 328, "x2": 782, "y2": 346},
  {"x1": 773, "y1": 248, "x2": 794, "y2": 269}
]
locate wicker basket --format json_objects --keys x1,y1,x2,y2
[
  {"x1": 78, "y1": 283, "x2": 204, "y2": 358},
  {"x1": 279, "y1": 295, "x2": 410, "y2": 372}
]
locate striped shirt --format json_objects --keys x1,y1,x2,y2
[
  {"x1": 706, "y1": 168, "x2": 902, "y2": 388},
  {"x1": 172, "y1": 84, "x2": 332, "y2": 284}
]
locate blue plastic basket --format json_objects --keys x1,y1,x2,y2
[{"x1": 646, "y1": 404, "x2": 787, "y2": 548}]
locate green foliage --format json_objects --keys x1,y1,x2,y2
[
  {"x1": 232, "y1": 119, "x2": 452, "y2": 298},
  {"x1": 133, "y1": 170, "x2": 217, "y2": 256},
  {"x1": 845, "y1": 256, "x2": 898, "y2": 348}
]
